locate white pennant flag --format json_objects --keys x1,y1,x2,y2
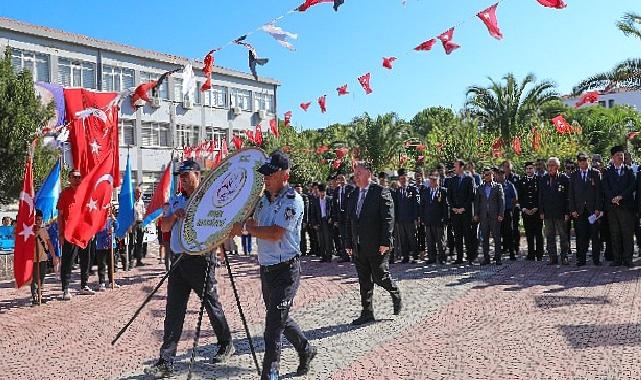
[
  {"x1": 261, "y1": 22, "x2": 298, "y2": 51},
  {"x1": 181, "y1": 64, "x2": 197, "y2": 96}
]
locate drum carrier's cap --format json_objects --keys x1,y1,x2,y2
[
  {"x1": 258, "y1": 150, "x2": 290, "y2": 176},
  {"x1": 178, "y1": 160, "x2": 201, "y2": 173}
]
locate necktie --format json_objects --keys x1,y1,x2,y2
[
  {"x1": 582, "y1": 172, "x2": 586, "y2": 182},
  {"x1": 339, "y1": 187, "x2": 343, "y2": 209},
  {"x1": 431, "y1": 190, "x2": 436, "y2": 201},
  {"x1": 356, "y1": 188, "x2": 367, "y2": 217}
]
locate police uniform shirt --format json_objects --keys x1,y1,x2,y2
[
  {"x1": 166, "y1": 193, "x2": 189, "y2": 254},
  {"x1": 254, "y1": 186, "x2": 304, "y2": 266}
]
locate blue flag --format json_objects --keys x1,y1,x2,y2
[
  {"x1": 34, "y1": 160, "x2": 61, "y2": 224},
  {"x1": 115, "y1": 155, "x2": 134, "y2": 238}
]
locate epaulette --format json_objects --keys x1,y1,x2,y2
[{"x1": 286, "y1": 187, "x2": 297, "y2": 199}]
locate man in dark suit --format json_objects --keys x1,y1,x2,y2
[
  {"x1": 310, "y1": 184, "x2": 334, "y2": 262},
  {"x1": 420, "y1": 169, "x2": 448, "y2": 264},
  {"x1": 603, "y1": 145, "x2": 636, "y2": 267},
  {"x1": 502, "y1": 160, "x2": 521, "y2": 257},
  {"x1": 345, "y1": 162, "x2": 402, "y2": 326},
  {"x1": 539, "y1": 157, "x2": 570, "y2": 265},
  {"x1": 307, "y1": 183, "x2": 320, "y2": 256},
  {"x1": 569, "y1": 153, "x2": 602, "y2": 266},
  {"x1": 391, "y1": 168, "x2": 420, "y2": 263},
  {"x1": 517, "y1": 162, "x2": 544, "y2": 261},
  {"x1": 294, "y1": 184, "x2": 309, "y2": 255},
  {"x1": 332, "y1": 172, "x2": 355, "y2": 263},
  {"x1": 414, "y1": 169, "x2": 427, "y2": 258},
  {"x1": 447, "y1": 159, "x2": 476, "y2": 264},
  {"x1": 474, "y1": 168, "x2": 505, "y2": 265}
]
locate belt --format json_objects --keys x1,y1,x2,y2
[{"x1": 261, "y1": 255, "x2": 300, "y2": 273}]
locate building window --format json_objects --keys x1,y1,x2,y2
[
  {"x1": 193, "y1": 85, "x2": 201, "y2": 104},
  {"x1": 58, "y1": 58, "x2": 96, "y2": 88},
  {"x1": 140, "y1": 71, "x2": 169, "y2": 100},
  {"x1": 141, "y1": 122, "x2": 170, "y2": 147},
  {"x1": 102, "y1": 65, "x2": 134, "y2": 92},
  {"x1": 230, "y1": 88, "x2": 251, "y2": 111},
  {"x1": 119, "y1": 119, "x2": 135, "y2": 146},
  {"x1": 10, "y1": 48, "x2": 50, "y2": 82},
  {"x1": 598, "y1": 100, "x2": 606, "y2": 108},
  {"x1": 176, "y1": 125, "x2": 200, "y2": 147},
  {"x1": 211, "y1": 86, "x2": 228, "y2": 108},
  {"x1": 205, "y1": 126, "x2": 226, "y2": 148},
  {"x1": 173, "y1": 78, "x2": 184, "y2": 102},
  {"x1": 254, "y1": 93, "x2": 274, "y2": 113},
  {"x1": 608, "y1": 99, "x2": 615, "y2": 108}
]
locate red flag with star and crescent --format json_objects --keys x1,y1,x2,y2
[
  {"x1": 438, "y1": 27, "x2": 461, "y2": 55},
  {"x1": 358, "y1": 73, "x2": 373, "y2": 95},
  {"x1": 537, "y1": 0, "x2": 566, "y2": 9},
  {"x1": 64, "y1": 150, "x2": 115, "y2": 249},
  {"x1": 284, "y1": 111, "x2": 293, "y2": 126},
  {"x1": 552, "y1": 115, "x2": 572, "y2": 134},
  {"x1": 63, "y1": 89, "x2": 120, "y2": 187},
  {"x1": 318, "y1": 95, "x2": 327, "y2": 113},
  {"x1": 477, "y1": 3, "x2": 503, "y2": 40},
  {"x1": 13, "y1": 153, "x2": 35, "y2": 288}
]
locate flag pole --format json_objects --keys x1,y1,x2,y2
[
  {"x1": 109, "y1": 211, "x2": 115, "y2": 290},
  {"x1": 34, "y1": 237, "x2": 41, "y2": 306}
]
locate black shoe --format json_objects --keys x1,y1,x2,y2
[
  {"x1": 211, "y1": 343, "x2": 235, "y2": 364},
  {"x1": 525, "y1": 255, "x2": 535, "y2": 261},
  {"x1": 454, "y1": 259, "x2": 464, "y2": 264},
  {"x1": 509, "y1": 255, "x2": 516, "y2": 261},
  {"x1": 627, "y1": 262, "x2": 635, "y2": 269},
  {"x1": 296, "y1": 345, "x2": 318, "y2": 376},
  {"x1": 401, "y1": 258, "x2": 410, "y2": 264},
  {"x1": 577, "y1": 262, "x2": 586, "y2": 267},
  {"x1": 352, "y1": 312, "x2": 375, "y2": 326},
  {"x1": 480, "y1": 259, "x2": 491, "y2": 266},
  {"x1": 392, "y1": 294, "x2": 402, "y2": 315},
  {"x1": 338, "y1": 258, "x2": 351, "y2": 263},
  {"x1": 610, "y1": 262, "x2": 622, "y2": 267},
  {"x1": 144, "y1": 359, "x2": 175, "y2": 379},
  {"x1": 136, "y1": 261, "x2": 146, "y2": 267},
  {"x1": 561, "y1": 257, "x2": 569, "y2": 265}
]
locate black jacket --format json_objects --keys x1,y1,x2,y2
[
  {"x1": 602, "y1": 164, "x2": 635, "y2": 210},
  {"x1": 309, "y1": 195, "x2": 333, "y2": 226},
  {"x1": 446, "y1": 175, "x2": 475, "y2": 216},
  {"x1": 331, "y1": 184, "x2": 355, "y2": 224},
  {"x1": 345, "y1": 183, "x2": 394, "y2": 255},
  {"x1": 419, "y1": 186, "x2": 448, "y2": 226},
  {"x1": 538, "y1": 173, "x2": 570, "y2": 219},
  {"x1": 568, "y1": 169, "x2": 602, "y2": 214},
  {"x1": 391, "y1": 185, "x2": 420, "y2": 223},
  {"x1": 516, "y1": 176, "x2": 539, "y2": 211}
]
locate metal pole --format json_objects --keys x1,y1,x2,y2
[
  {"x1": 109, "y1": 219, "x2": 115, "y2": 289},
  {"x1": 111, "y1": 254, "x2": 184, "y2": 346},
  {"x1": 223, "y1": 246, "x2": 261, "y2": 376},
  {"x1": 187, "y1": 253, "x2": 213, "y2": 380}
]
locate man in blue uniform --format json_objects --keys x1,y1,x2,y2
[
  {"x1": 145, "y1": 160, "x2": 234, "y2": 378},
  {"x1": 231, "y1": 150, "x2": 317, "y2": 380}
]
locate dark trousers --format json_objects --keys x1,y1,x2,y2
[
  {"x1": 512, "y1": 208, "x2": 521, "y2": 252},
  {"x1": 96, "y1": 248, "x2": 114, "y2": 285},
  {"x1": 308, "y1": 224, "x2": 319, "y2": 256},
  {"x1": 523, "y1": 213, "x2": 544, "y2": 259},
  {"x1": 160, "y1": 253, "x2": 232, "y2": 363},
  {"x1": 354, "y1": 248, "x2": 400, "y2": 314},
  {"x1": 31, "y1": 261, "x2": 47, "y2": 300},
  {"x1": 479, "y1": 218, "x2": 502, "y2": 262},
  {"x1": 600, "y1": 215, "x2": 613, "y2": 261},
  {"x1": 332, "y1": 223, "x2": 343, "y2": 258},
  {"x1": 425, "y1": 225, "x2": 446, "y2": 263},
  {"x1": 316, "y1": 220, "x2": 333, "y2": 261},
  {"x1": 608, "y1": 207, "x2": 635, "y2": 265},
  {"x1": 260, "y1": 259, "x2": 309, "y2": 380},
  {"x1": 339, "y1": 222, "x2": 351, "y2": 261},
  {"x1": 451, "y1": 213, "x2": 473, "y2": 262},
  {"x1": 241, "y1": 234, "x2": 252, "y2": 255},
  {"x1": 61, "y1": 240, "x2": 87, "y2": 291},
  {"x1": 574, "y1": 213, "x2": 601, "y2": 264},
  {"x1": 446, "y1": 223, "x2": 455, "y2": 256},
  {"x1": 396, "y1": 222, "x2": 418, "y2": 261},
  {"x1": 500, "y1": 210, "x2": 515, "y2": 257},
  {"x1": 300, "y1": 225, "x2": 308, "y2": 255},
  {"x1": 416, "y1": 223, "x2": 426, "y2": 253}
]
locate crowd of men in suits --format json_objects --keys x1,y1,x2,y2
[{"x1": 293, "y1": 145, "x2": 640, "y2": 269}]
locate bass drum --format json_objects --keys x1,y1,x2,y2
[{"x1": 179, "y1": 148, "x2": 266, "y2": 254}]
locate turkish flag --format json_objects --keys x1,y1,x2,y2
[
  {"x1": 552, "y1": 115, "x2": 572, "y2": 134},
  {"x1": 358, "y1": 73, "x2": 373, "y2": 95},
  {"x1": 270, "y1": 118, "x2": 280, "y2": 138},
  {"x1": 337, "y1": 84, "x2": 349, "y2": 96},
  {"x1": 255, "y1": 124, "x2": 264, "y2": 146},
  {"x1": 382, "y1": 56, "x2": 397, "y2": 69},
  {"x1": 318, "y1": 95, "x2": 327, "y2": 113},
  {"x1": 532, "y1": 128, "x2": 542, "y2": 151},
  {"x1": 246, "y1": 130, "x2": 255, "y2": 144},
  {"x1": 438, "y1": 28, "x2": 461, "y2": 55},
  {"x1": 477, "y1": 3, "x2": 503, "y2": 40},
  {"x1": 232, "y1": 135, "x2": 243, "y2": 150},
  {"x1": 13, "y1": 154, "x2": 35, "y2": 288},
  {"x1": 536, "y1": 0, "x2": 566, "y2": 9},
  {"x1": 492, "y1": 138, "x2": 503, "y2": 157},
  {"x1": 575, "y1": 91, "x2": 599, "y2": 108},
  {"x1": 300, "y1": 102, "x2": 311, "y2": 111},
  {"x1": 203, "y1": 50, "x2": 215, "y2": 76},
  {"x1": 201, "y1": 77, "x2": 212, "y2": 92},
  {"x1": 512, "y1": 136, "x2": 522, "y2": 156},
  {"x1": 64, "y1": 150, "x2": 115, "y2": 249},
  {"x1": 414, "y1": 38, "x2": 437, "y2": 51},
  {"x1": 284, "y1": 111, "x2": 293, "y2": 126},
  {"x1": 221, "y1": 138, "x2": 229, "y2": 157},
  {"x1": 64, "y1": 89, "x2": 120, "y2": 187}
]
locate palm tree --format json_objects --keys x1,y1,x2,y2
[
  {"x1": 465, "y1": 73, "x2": 561, "y2": 145},
  {"x1": 617, "y1": 12, "x2": 641, "y2": 41},
  {"x1": 572, "y1": 58, "x2": 641, "y2": 94},
  {"x1": 349, "y1": 112, "x2": 410, "y2": 171}
]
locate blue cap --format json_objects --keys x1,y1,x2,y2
[
  {"x1": 178, "y1": 160, "x2": 201, "y2": 173},
  {"x1": 258, "y1": 150, "x2": 290, "y2": 176}
]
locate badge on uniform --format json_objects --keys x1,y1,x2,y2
[{"x1": 284, "y1": 207, "x2": 296, "y2": 220}]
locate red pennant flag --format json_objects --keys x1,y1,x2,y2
[
  {"x1": 246, "y1": 130, "x2": 255, "y2": 144},
  {"x1": 297, "y1": 0, "x2": 343, "y2": 12},
  {"x1": 221, "y1": 138, "x2": 229, "y2": 157},
  {"x1": 575, "y1": 91, "x2": 599, "y2": 108},
  {"x1": 64, "y1": 150, "x2": 115, "y2": 249},
  {"x1": 203, "y1": 50, "x2": 215, "y2": 77},
  {"x1": 131, "y1": 81, "x2": 156, "y2": 107},
  {"x1": 627, "y1": 131, "x2": 640, "y2": 140},
  {"x1": 232, "y1": 135, "x2": 243, "y2": 150},
  {"x1": 143, "y1": 162, "x2": 172, "y2": 222},
  {"x1": 284, "y1": 111, "x2": 293, "y2": 126},
  {"x1": 335, "y1": 147, "x2": 348, "y2": 159},
  {"x1": 437, "y1": 28, "x2": 461, "y2": 55},
  {"x1": 382, "y1": 56, "x2": 397, "y2": 69},
  {"x1": 477, "y1": 3, "x2": 503, "y2": 40},
  {"x1": 332, "y1": 158, "x2": 343, "y2": 170},
  {"x1": 255, "y1": 124, "x2": 264, "y2": 145},
  {"x1": 552, "y1": 115, "x2": 572, "y2": 134},
  {"x1": 492, "y1": 138, "x2": 504, "y2": 157},
  {"x1": 337, "y1": 84, "x2": 349, "y2": 96},
  {"x1": 414, "y1": 38, "x2": 437, "y2": 51},
  {"x1": 200, "y1": 77, "x2": 212, "y2": 92},
  {"x1": 300, "y1": 102, "x2": 311, "y2": 111},
  {"x1": 64, "y1": 88, "x2": 120, "y2": 187},
  {"x1": 270, "y1": 118, "x2": 280, "y2": 138},
  {"x1": 536, "y1": 0, "x2": 566, "y2": 9},
  {"x1": 316, "y1": 146, "x2": 329, "y2": 155},
  {"x1": 318, "y1": 95, "x2": 327, "y2": 113},
  {"x1": 13, "y1": 153, "x2": 35, "y2": 288},
  {"x1": 358, "y1": 73, "x2": 373, "y2": 95},
  {"x1": 512, "y1": 136, "x2": 522, "y2": 156}
]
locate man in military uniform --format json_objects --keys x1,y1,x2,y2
[
  {"x1": 391, "y1": 169, "x2": 420, "y2": 263},
  {"x1": 517, "y1": 162, "x2": 544, "y2": 261},
  {"x1": 145, "y1": 161, "x2": 234, "y2": 379},
  {"x1": 231, "y1": 151, "x2": 317, "y2": 380}
]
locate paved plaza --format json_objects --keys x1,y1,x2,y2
[{"x1": 1, "y1": 245, "x2": 640, "y2": 380}]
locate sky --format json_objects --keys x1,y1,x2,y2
[{"x1": 1, "y1": 0, "x2": 638, "y2": 130}]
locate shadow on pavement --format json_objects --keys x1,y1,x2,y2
[{"x1": 559, "y1": 323, "x2": 641, "y2": 348}]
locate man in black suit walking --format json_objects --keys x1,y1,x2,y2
[
  {"x1": 391, "y1": 168, "x2": 420, "y2": 263},
  {"x1": 345, "y1": 162, "x2": 402, "y2": 325},
  {"x1": 447, "y1": 159, "x2": 476, "y2": 264},
  {"x1": 603, "y1": 145, "x2": 636, "y2": 267},
  {"x1": 420, "y1": 169, "x2": 448, "y2": 264},
  {"x1": 569, "y1": 153, "x2": 602, "y2": 266},
  {"x1": 332, "y1": 172, "x2": 355, "y2": 263},
  {"x1": 310, "y1": 184, "x2": 334, "y2": 262}
]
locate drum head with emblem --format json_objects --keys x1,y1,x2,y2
[{"x1": 179, "y1": 148, "x2": 267, "y2": 254}]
